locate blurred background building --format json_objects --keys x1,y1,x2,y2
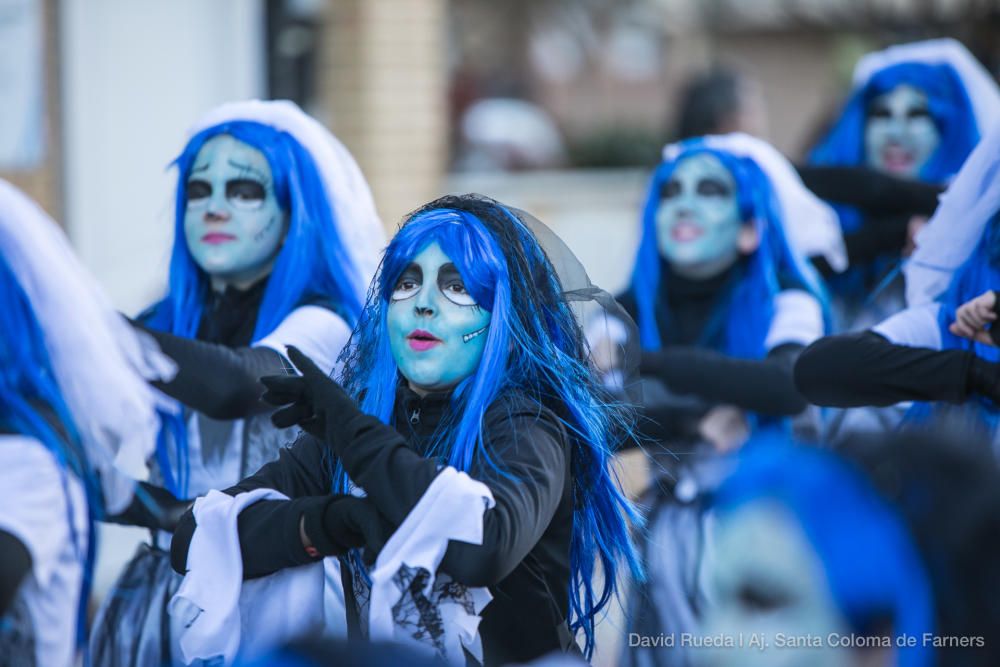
[
  {"x1": 1, "y1": 0, "x2": 998, "y2": 664},
  {"x1": 3, "y1": 0, "x2": 999, "y2": 305}
]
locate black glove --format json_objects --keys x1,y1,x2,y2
[
  {"x1": 301, "y1": 495, "x2": 390, "y2": 558},
  {"x1": 260, "y1": 346, "x2": 361, "y2": 444}
]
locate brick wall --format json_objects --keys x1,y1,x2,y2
[{"x1": 317, "y1": 0, "x2": 449, "y2": 231}]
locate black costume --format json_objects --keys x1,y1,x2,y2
[
  {"x1": 796, "y1": 165, "x2": 943, "y2": 279},
  {"x1": 172, "y1": 367, "x2": 575, "y2": 667}
]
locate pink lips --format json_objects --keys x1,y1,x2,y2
[
  {"x1": 671, "y1": 220, "x2": 704, "y2": 243},
  {"x1": 881, "y1": 145, "x2": 915, "y2": 173},
  {"x1": 407, "y1": 329, "x2": 442, "y2": 352},
  {"x1": 202, "y1": 232, "x2": 238, "y2": 245}
]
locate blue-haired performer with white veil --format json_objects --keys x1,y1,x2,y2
[
  {"x1": 91, "y1": 100, "x2": 384, "y2": 666},
  {"x1": 0, "y1": 180, "x2": 170, "y2": 666},
  {"x1": 804, "y1": 38, "x2": 1000, "y2": 326},
  {"x1": 170, "y1": 194, "x2": 642, "y2": 665},
  {"x1": 613, "y1": 133, "x2": 836, "y2": 667},
  {"x1": 796, "y1": 125, "x2": 1000, "y2": 449}
]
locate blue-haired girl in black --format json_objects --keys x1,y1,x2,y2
[
  {"x1": 613, "y1": 133, "x2": 833, "y2": 667},
  {"x1": 172, "y1": 194, "x2": 642, "y2": 665},
  {"x1": 796, "y1": 125, "x2": 1000, "y2": 448},
  {"x1": 92, "y1": 100, "x2": 383, "y2": 667},
  {"x1": 805, "y1": 38, "x2": 1000, "y2": 326}
]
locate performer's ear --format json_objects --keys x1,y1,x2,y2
[{"x1": 737, "y1": 222, "x2": 760, "y2": 255}]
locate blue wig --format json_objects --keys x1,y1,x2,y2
[
  {"x1": 0, "y1": 253, "x2": 100, "y2": 649},
  {"x1": 145, "y1": 120, "x2": 365, "y2": 497},
  {"x1": 810, "y1": 62, "x2": 980, "y2": 234},
  {"x1": 715, "y1": 437, "x2": 934, "y2": 667},
  {"x1": 629, "y1": 140, "x2": 829, "y2": 355},
  {"x1": 336, "y1": 194, "x2": 643, "y2": 658},
  {"x1": 907, "y1": 213, "x2": 1000, "y2": 433}
]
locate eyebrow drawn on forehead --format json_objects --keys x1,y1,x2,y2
[
  {"x1": 438, "y1": 262, "x2": 461, "y2": 278},
  {"x1": 400, "y1": 262, "x2": 422, "y2": 279},
  {"x1": 227, "y1": 158, "x2": 269, "y2": 182}
]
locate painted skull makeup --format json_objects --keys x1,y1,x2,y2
[
  {"x1": 656, "y1": 153, "x2": 743, "y2": 279},
  {"x1": 387, "y1": 242, "x2": 492, "y2": 393},
  {"x1": 699, "y1": 502, "x2": 859, "y2": 667},
  {"x1": 183, "y1": 134, "x2": 288, "y2": 287},
  {"x1": 865, "y1": 84, "x2": 941, "y2": 178}
]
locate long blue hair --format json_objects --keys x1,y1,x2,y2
[
  {"x1": 715, "y1": 437, "x2": 934, "y2": 667},
  {"x1": 629, "y1": 140, "x2": 829, "y2": 356},
  {"x1": 336, "y1": 194, "x2": 643, "y2": 658},
  {"x1": 0, "y1": 254, "x2": 100, "y2": 650},
  {"x1": 145, "y1": 120, "x2": 365, "y2": 497},
  {"x1": 907, "y1": 213, "x2": 1000, "y2": 433},
  {"x1": 810, "y1": 61, "x2": 979, "y2": 235}
]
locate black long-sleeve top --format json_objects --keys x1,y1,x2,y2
[
  {"x1": 135, "y1": 279, "x2": 289, "y2": 420},
  {"x1": 794, "y1": 331, "x2": 992, "y2": 408},
  {"x1": 0, "y1": 528, "x2": 31, "y2": 617},
  {"x1": 796, "y1": 165, "x2": 944, "y2": 277},
  {"x1": 137, "y1": 324, "x2": 287, "y2": 420},
  {"x1": 172, "y1": 384, "x2": 575, "y2": 666},
  {"x1": 616, "y1": 262, "x2": 812, "y2": 443}
]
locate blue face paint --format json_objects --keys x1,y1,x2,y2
[
  {"x1": 655, "y1": 153, "x2": 742, "y2": 278},
  {"x1": 865, "y1": 84, "x2": 941, "y2": 178},
  {"x1": 182, "y1": 135, "x2": 288, "y2": 287},
  {"x1": 387, "y1": 242, "x2": 492, "y2": 394}
]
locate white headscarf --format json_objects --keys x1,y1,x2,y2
[
  {"x1": 187, "y1": 99, "x2": 386, "y2": 299},
  {"x1": 852, "y1": 38, "x2": 1000, "y2": 134},
  {"x1": 904, "y1": 124, "x2": 1000, "y2": 306},
  {"x1": 664, "y1": 132, "x2": 847, "y2": 271},
  {"x1": 0, "y1": 180, "x2": 176, "y2": 513}
]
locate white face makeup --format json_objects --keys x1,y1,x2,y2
[
  {"x1": 864, "y1": 84, "x2": 941, "y2": 178},
  {"x1": 697, "y1": 502, "x2": 876, "y2": 667},
  {"x1": 655, "y1": 153, "x2": 744, "y2": 279},
  {"x1": 183, "y1": 134, "x2": 288, "y2": 289},
  {"x1": 387, "y1": 242, "x2": 492, "y2": 395}
]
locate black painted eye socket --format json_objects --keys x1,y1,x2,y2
[
  {"x1": 439, "y1": 279, "x2": 476, "y2": 306},
  {"x1": 226, "y1": 179, "x2": 267, "y2": 209},
  {"x1": 391, "y1": 265, "x2": 422, "y2": 302},
  {"x1": 187, "y1": 180, "x2": 211, "y2": 203},
  {"x1": 868, "y1": 106, "x2": 892, "y2": 120},
  {"x1": 737, "y1": 584, "x2": 792, "y2": 613},
  {"x1": 696, "y1": 178, "x2": 731, "y2": 197},
  {"x1": 437, "y1": 264, "x2": 477, "y2": 306},
  {"x1": 661, "y1": 179, "x2": 681, "y2": 199}
]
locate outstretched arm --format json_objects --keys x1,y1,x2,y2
[
  {"x1": 640, "y1": 344, "x2": 808, "y2": 416},
  {"x1": 793, "y1": 331, "x2": 998, "y2": 408},
  {"x1": 135, "y1": 323, "x2": 289, "y2": 420}
]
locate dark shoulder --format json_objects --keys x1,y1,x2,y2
[{"x1": 482, "y1": 392, "x2": 568, "y2": 447}]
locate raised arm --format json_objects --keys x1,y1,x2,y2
[{"x1": 259, "y1": 347, "x2": 569, "y2": 587}]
